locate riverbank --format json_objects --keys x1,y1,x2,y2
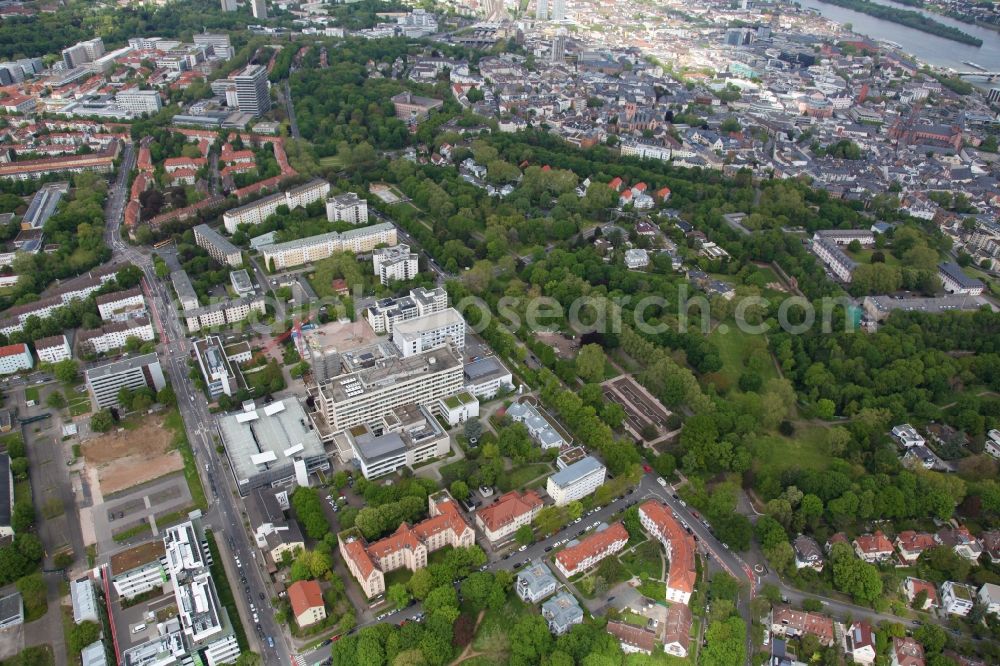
[{"x1": 816, "y1": 0, "x2": 984, "y2": 46}]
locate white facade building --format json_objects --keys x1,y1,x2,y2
[
  {"x1": 115, "y1": 89, "x2": 162, "y2": 116},
  {"x1": 391, "y1": 307, "x2": 465, "y2": 357},
  {"x1": 78, "y1": 318, "x2": 155, "y2": 355},
  {"x1": 546, "y1": 456, "x2": 606, "y2": 506},
  {"x1": 326, "y1": 192, "x2": 369, "y2": 224},
  {"x1": 941, "y1": 581, "x2": 976, "y2": 616},
  {"x1": 34, "y1": 335, "x2": 71, "y2": 363},
  {"x1": 261, "y1": 223, "x2": 396, "y2": 271},
  {"x1": 222, "y1": 180, "x2": 329, "y2": 233},
  {"x1": 373, "y1": 244, "x2": 419, "y2": 285},
  {"x1": 0, "y1": 343, "x2": 33, "y2": 375}
]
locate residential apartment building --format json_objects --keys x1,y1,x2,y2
[
  {"x1": 663, "y1": 604, "x2": 693, "y2": 658},
  {"x1": 315, "y1": 345, "x2": 463, "y2": 434},
  {"x1": 109, "y1": 541, "x2": 167, "y2": 600},
  {"x1": 0, "y1": 264, "x2": 118, "y2": 334},
  {"x1": 96, "y1": 287, "x2": 146, "y2": 321},
  {"x1": 260, "y1": 222, "x2": 397, "y2": 270},
  {"x1": 606, "y1": 621, "x2": 656, "y2": 655},
  {"x1": 0, "y1": 593, "x2": 23, "y2": 630},
  {"x1": 21, "y1": 182, "x2": 68, "y2": 229},
  {"x1": 812, "y1": 234, "x2": 858, "y2": 283},
  {"x1": 540, "y1": 590, "x2": 583, "y2": 636},
  {"x1": 937, "y1": 525, "x2": 983, "y2": 563},
  {"x1": 339, "y1": 492, "x2": 473, "y2": 597},
  {"x1": 853, "y1": 531, "x2": 894, "y2": 563},
  {"x1": 0, "y1": 344, "x2": 33, "y2": 375},
  {"x1": 171, "y1": 270, "x2": 200, "y2": 311},
  {"x1": 326, "y1": 192, "x2": 368, "y2": 224},
  {"x1": 288, "y1": 580, "x2": 326, "y2": 628},
  {"x1": 553, "y1": 522, "x2": 628, "y2": 577},
  {"x1": 391, "y1": 308, "x2": 465, "y2": 357},
  {"x1": 515, "y1": 560, "x2": 557, "y2": 603},
  {"x1": 546, "y1": 456, "x2": 606, "y2": 507},
  {"x1": 85, "y1": 353, "x2": 165, "y2": 410},
  {"x1": 222, "y1": 179, "x2": 330, "y2": 233},
  {"x1": 475, "y1": 490, "x2": 543, "y2": 543},
  {"x1": 770, "y1": 606, "x2": 835, "y2": 646},
  {"x1": 34, "y1": 335, "x2": 71, "y2": 363},
  {"x1": 941, "y1": 581, "x2": 976, "y2": 616},
  {"x1": 182, "y1": 295, "x2": 266, "y2": 333},
  {"x1": 391, "y1": 92, "x2": 443, "y2": 125},
  {"x1": 78, "y1": 318, "x2": 155, "y2": 355},
  {"x1": 365, "y1": 286, "x2": 447, "y2": 335},
  {"x1": 192, "y1": 32, "x2": 233, "y2": 59},
  {"x1": 373, "y1": 244, "x2": 419, "y2": 285},
  {"x1": 507, "y1": 401, "x2": 566, "y2": 449},
  {"x1": 938, "y1": 262, "x2": 984, "y2": 296},
  {"x1": 638, "y1": 501, "x2": 696, "y2": 605},
  {"x1": 194, "y1": 224, "x2": 243, "y2": 267}
]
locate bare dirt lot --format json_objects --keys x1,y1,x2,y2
[
  {"x1": 81, "y1": 417, "x2": 183, "y2": 496},
  {"x1": 306, "y1": 318, "x2": 379, "y2": 353}
]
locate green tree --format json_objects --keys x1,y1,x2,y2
[
  {"x1": 388, "y1": 583, "x2": 411, "y2": 610},
  {"x1": 90, "y1": 409, "x2": 114, "y2": 433},
  {"x1": 46, "y1": 390, "x2": 66, "y2": 410},
  {"x1": 68, "y1": 621, "x2": 102, "y2": 653},
  {"x1": 575, "y1": 344, "x2": 606, "y2": 384},
  {"x1": 515, "y1": 524, "x2": 534, "y2": 546},
  {"x1": 449, "y1": 480, "x2": 470, "y2": 502},
  {"x1": 53, "y1": 359, "x2": 79, "y2": 384},
  {"x1": 701, "y1": 616, "x2": 746, "y2": 666}
]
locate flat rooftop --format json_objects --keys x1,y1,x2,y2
[
  {"x1": 392, "y1": 307, "x2": 464, "y2": 338},
  {"x1": 110, "y1": 539, "x2": 167, "y2": 576},
  {"x1": 320, "y1": 345, "x2": 462, "y2": 404},
  {"x1": 85, "y1": 352, "x2": 159, "y2": 380},
  {"x1": 216, "y1": 398, "x2": 326, "y2": 484}
]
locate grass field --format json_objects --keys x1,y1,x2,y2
[
  {"x1": 497, "y1": 463, "x2": 553, "y2": 492},
  {"x1": 846, "y1": 247, "x2": 902, "y2": 268},
  {"x1": 165, "y1": 409, "x2": 207, "y2": 511},
  {"x1": 620, "y1": 540, "x2": 663, "y2": 580},
  {"x1": 24, "y1": 386, "x2": 40, "y2": 403},
  {"x1": 318, "y1": 155, "x2": 347, "y2": 169},
  {"x1": 750, "y1": 424, "x2": 830, "y2": 472},
  {"x1": 706, "y1": 323, "x2": 778, "y2": 391},
  {"x1": 68, "y1": 395, "x2": 91, "y2": 417}
]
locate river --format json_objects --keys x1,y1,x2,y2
[{"x1": 796, "y1": 0, "x2": 1000, "y2": 72}]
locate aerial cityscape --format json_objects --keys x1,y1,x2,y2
[{"x1": 0, "y1": 0, "x2": 999, "y2": 665}]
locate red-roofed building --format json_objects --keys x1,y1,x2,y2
[
  {"x1": 638, "y1": 501, "x2": 695, "y2": 604},
  {"x1": 609, "y1": 177, "x2": 624, "y2": 192},
  {"x1": 166, "y1": 167, "x2": 198, "y2": 185},
  {"x1": 892, "y1": 636, "x2": 925, "y2": 666},
  {"x1": 287, "y1": 580, "x2": 326, "y2": 628},
  {"x1": 475, "y1": 490, "x2": 543, "y2": 543},
  {"x1": 663, "y1": 604, "x2": 693, "y2": 657},
  {"x1": 845, "y1": 621, "x2": 876, "y2": 665},
  {"x1": 632, "y1": 182, "x2": 647, "y2": 195},
  {"x1": 895, "y1": 531, "x2": 936, "y2": 564},
  {"x1": 606, "y1": 621, "x2": 656, "y2": 656},
  {"x1": 2, "y1": 94, "x2": 36, "y2": 115},
  {"x1": 124, "y1": 200, "x2": 140, "y2": 229},
  {"x1": 0, "y1": 343, "x2": 33, "y2": 374},
  {"x1": 554, "y1": 523, "x2": 628, "y2": 577},
  {"x1": 854, "y1": 530, "x2": 894, "y2": 563},
  {"x1": 137, "y1": 145, "x2": 154, "y2": 172},
  {"x1": 771, "y1": 606, "x2": 835, "y2": 646},
  {"x1": 163, "y1": 157, "x2": 207, "y2": 173},
  {"x1": 656, "y1": 186, "x2": 671, "y2": 201},
  {"x1": 903, "y1": 577, "x2": 938, "y2": 611},
  {"x1": 339, "y1": 492, "x2": 473, "y2": 598}
]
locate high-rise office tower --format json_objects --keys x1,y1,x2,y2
[
  {"x1": 552, "y1": 0, "x2": 565, "y2": 21},
  {"x1": 535, "y1": 0, "x2": 548, "y2": 21},
  {"x1": 233, "y1": 64, "x2": 271, "y2": 117}
]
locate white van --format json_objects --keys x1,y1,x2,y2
[{"x1": 132, "y1": 624, "x2": 147, "y2": 634}]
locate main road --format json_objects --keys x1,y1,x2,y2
[{"x1": 103, "y1": 142, "x2": 293, "y2": 666}]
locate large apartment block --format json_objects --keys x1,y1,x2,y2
[
  {"x1": 223, "y1": 179, "x2": 330, "y2": 233},
  {"x1": 475, "y1": 490, "x2": 543, "y2": 543},
  {"x1": 183, "y1": 295, "x2": 266, "y2": 333},
  {"x1": 85, "y1": 352, "x2": 165, "y2": 410},
  {"x1": 315, "y1": 345, "x2": 463, "y2": 434},
  {"x1": 194, "y1": 224, "x2": 242, "y2": 267},
  {"x1": 260, "y1": 222, "x2": 397, "y2": 271},
  {"x1": 391, "y1": 307, "x2": 465, "y2": 357},
  {"x1": 373, "y1": 244, "x2": 418, "y2": 285},
  {"x1": 554, "y1": 523, "x2": 629, "y2": 577},
  {"x1": 96, "y1": 287, "x2": 146, "y2": 321},
  {"x1": 326, "y1": 192, "x2": 368, "y2": 224},
  {"x1": 638, "y1": 501, "x2": 696, "y2": 605},
  {"x1": 339, "y1": 493, "x2": 473, "y2": 597},
  {"x1": 366, "y1": 286, "x2": 447, "y2": 335},
  {"x1": 109, "y1": 541, "x2": 167, "y2": 600},
  {"x1": 78, "y1": 318, "x2": 155, "y2": 355},
  {"x1": 341, "y1": 404, "x2": 450, "y2": 479}
]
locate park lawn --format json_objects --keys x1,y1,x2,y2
[
  {"x1": 69, "y1": 395, "x2": 91, "y2": 417},
  {"x1": 497, "y1": 463, "x2": 553, "y2": 492},
  {"x1": 318, "y1": 155, "x2": 347, "y2": 169},
  {"x1": 24, "y1": 387, "x2": 40, "y2": 403},
  {"x1": 706, "y1": 323, "x2": 778, "y2": 390},
  {"x1": 636, "y1": 580, "x2": 666, "y2": 600},
  {"x1": 620, "y1": 541, "x2": 663, "y2": 580},
  {"x1": 750, "y1": 424, "x2": 830, "y2": 473},
  {"x1": 846, "y1": 247, "x2": 903, "y2": 268}
]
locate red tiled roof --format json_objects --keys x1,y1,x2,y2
[
  {"x1": 773, "y1": 606, "x2": 835, "y2": 642},
  {"x1": 893, "y1": 637, "x2": 925, "y2": 666},
  {"x1": 0, "y1": 343, "x2": 29, "y2": 357},
  {"x1": 477, "y1": 491, "x2": 543, "y2": 533},
  {"x1": 555, "y1": 522, "x2": 628, "y2": 575},
  {"x1": 638, "y1": 501, "x2": 696, "y2": 595},
  {"x1": 288, "y1": 580, "x2": 323, "y2": 617},
  {"x1": 896, "y1": 531, "x2": 936, "y2": 554},
  {"x1": 906, "y1": 578, "x2": 938, "y2": 605},
  {"x1": 607, "y1": 621, "x2": 656, "y2": 653},
  {"x1": 854, "y1": 530, "x2": 893, "y2": 554},
  {"x1": 342, "y1": 538, "x2": 376, "y2": 581},
  {"x1": 663, "y1": 604, "x2": 692, "y2": 649}
]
